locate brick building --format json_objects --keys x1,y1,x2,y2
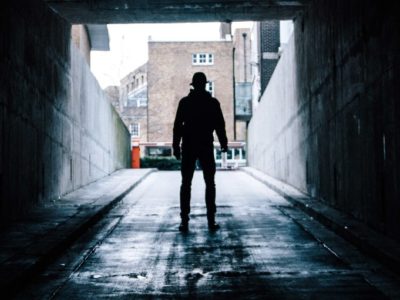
[
  {"x1": 118, "y1": 64, "x2": 148, "y2": 148},
  {"x1": 250, "y1": 21, "x2": 281, "y2": 112},
  {"x1": 259, "y1": 21, "x2": 280, "y2": 93},
  {"x1": 147, "y1": 40, "x2": 234, "y2": 150}
]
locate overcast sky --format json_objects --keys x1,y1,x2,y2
[{"x1": 91, "y1": 21, "x2": 293, "y2": 88}]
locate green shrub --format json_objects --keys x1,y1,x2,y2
[{"x1": 140, "y1": 157, "x2": 181, "y2": 170}]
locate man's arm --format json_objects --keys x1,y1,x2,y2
[
  {"x1": 173, "y1": 101, "x2": 184, "y2": 159},
  {"x1": 215, "y1": 102, "x2": 228, "y2": 152}
]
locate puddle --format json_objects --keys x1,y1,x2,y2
[
  {"x1": 89, "y1": 272, "x2": 147, "y2": 280},
  {"x1": 185, "y1": 268, "x2": 204, "y2": 280},
  {"x1": 127, "y1": 272, "x2": 147, "y2": 280}
]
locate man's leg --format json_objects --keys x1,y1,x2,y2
[
  {"x1": 180, "y1": 150, "x2": 196, "y2": 229},
  {"x1": 198, "y1": 148, "x2": 219, "y2": 230}
]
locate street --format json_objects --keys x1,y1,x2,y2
[{"x1": 18, "y1": 171, "x2": 398, "y2": 299}]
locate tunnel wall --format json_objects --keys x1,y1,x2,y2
[
  {"x1": 248, "y1": 35, "x2": 306, "y2": 192},
  {"x1": 248, "y1": 0, "x2": 400, "y2": 240},
  {"x1": 0, "y1": 0, "x2": 130, "y2": 223}
]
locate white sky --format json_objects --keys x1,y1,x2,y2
[{"x1": 91, "y1": 21, "x2": 293, "y2": 88}]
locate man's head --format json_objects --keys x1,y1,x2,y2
[{"x1": 190, "y1": 72, "x2": 208, "y2": 90}]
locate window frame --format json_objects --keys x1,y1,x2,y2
[
  {"x1": 206, "y1": 81, "x2": 215, "y2": 97},
  {"x1": 192, "y1": 53, "x2": 214, "y2": 66},
  {"x1": 129, "y1": 123, "x2": 140, "y2": 137},
  {"x1": 136, "y1": 98, "x2": 147, "y2": 107}
]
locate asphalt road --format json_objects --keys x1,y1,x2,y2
[{"x1": 18, "y1": 171, "x2": 400, "y2": 299}]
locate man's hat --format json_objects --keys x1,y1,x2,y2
[{"x1": 190, "y1": 72, "x2": 208, "y2": 86}]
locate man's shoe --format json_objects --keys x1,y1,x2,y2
[
  {"x1": 208, "y1": 222, "x2": 220, "y2": 231},
  {"x1": 179, "y1": 222, "x2": 189, "y2": 232}
]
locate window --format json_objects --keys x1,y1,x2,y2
[
  {"x1": 215, "y1": 148, "x2": 222, "y2": 160},
  {"x1": 136, "y1": 98, "x2": 147, "y2": 107},
  {"x1": 208, "y1": 53, "x2": 213, "y2": 64},
  {"x1": 199, "y1": 53, "x2": 206, "y2": 63},
  {"x1": 146, "y1": 147, "x2": 172, "y2": 157},
  {"x1": 129, "y1": 123, "x2": 140, "y2": 137},
  {"x1": 227, "y1": 148, "x2": 233, "y2": 160},
  {"x1": 192, "y1": 53, "x2": 214, "y2": 65},
  {"x1": 234, "y1": 148, "x2": 241, "y2": 160},
  {"x1": 206, "y1": 81, "x2": 214, "y2": 97}
]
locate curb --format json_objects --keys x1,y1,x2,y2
[
  {"x1": 4, "y1": 169, "x2": 156, "y2": 297},
  {"x1": 241, "y1": 167, "x2": 400, "y2": 277}
]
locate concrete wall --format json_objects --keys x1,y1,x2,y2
[
  {"x1": 248, "y1": 0, "x2": 400, "y2": 240},
  {"x1": 0, "y1": 0, "x2": 130, "y2": 223},
  {"x1": 71, "y1": 25, "x2": 91, "y2": 65},
  {"x1": 248, "y1": 34, "x2": 306, "y2": 190},
  {"x1": 235, "y1": 120, "x2": 247, "y2": 142},
  {"x1": 70, "y1": 44, "x2": 131, "y2": 186}
]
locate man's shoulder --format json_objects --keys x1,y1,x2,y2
[
  {"x1": 179, "y1": 96, "x2": 190, "y2": 105},
  {"x1": 180, "y1": 91, "x2": 220, "y2": 105},
  {"x1": 210, "y1": 96, "x2": 221, "y2": 106},
  {"x1": 210, "y1": 96, "x2": 219, "y2": 102}
]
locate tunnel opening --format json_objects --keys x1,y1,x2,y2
[{"x1": 88, "y1": 21, "x2": 293, "y2": 171}]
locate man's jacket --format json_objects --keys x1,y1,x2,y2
[{"x1": 173, "y1": 89, "x2": 228, "y2": 150}]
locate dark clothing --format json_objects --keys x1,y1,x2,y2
[
  {"x1": 173, "y1": 89, "x2": 228, "y2": 151},
  {"x1": 180, "y1": 147, "x2": 216, "y2": 222},
  {"x1": 173, "y1": 89, "x2": 228, "y2": 222}
]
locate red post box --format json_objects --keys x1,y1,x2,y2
[{"x1": 131, "y1": 146, "x2": 141, "y2": 168}]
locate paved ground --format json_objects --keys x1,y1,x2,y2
[
  {"x1": 17, "y1": 171, "x2": 400, "y2": 299},
  {"x1": 0, "y1": 169, "x2": 154, "y2": 296}
]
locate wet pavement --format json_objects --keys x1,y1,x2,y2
[
  {"x1": 0, "y1": 169, "x2": 154, "y2": 297},
  {"x1": 17, "y1": 171, "x2": 400, "y2": 299}
]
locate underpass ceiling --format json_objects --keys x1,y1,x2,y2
[{"x1": 45, "y1": 0, "x2": 309, "y2": 23}]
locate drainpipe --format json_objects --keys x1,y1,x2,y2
[
  {"x1": 242, "y1": 32, "x2": 247, "y2": 82},
  {"x1": 233, "y1": 46, "x2": 236, "y2": 141}
]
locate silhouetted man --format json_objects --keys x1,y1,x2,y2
[{"x1": 173, "y1": 72, "x2": 228, "y2": 232}]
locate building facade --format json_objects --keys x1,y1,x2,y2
[
  {"x1": 250, "y1": 21, "x2": 281, "y2": 113},
  {"x1": 259, "y1": 21, "x2": 280, "y2": 93},
  {"x1": 147, "y1": 40, "x2": 235, "y2": 156},
  {"x1": 233, "y1": 27, "x2": 252, "y2": 142},
  {"x1": 118, "y1": 64, "x2": 148, "y2": 149}
]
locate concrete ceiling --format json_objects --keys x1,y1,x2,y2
[
  {"x1": 45, "y1": 0, "x2": 309, "y2": 24},
  {"x1": 86, "y1": 25, "x2": 110, "y2": 50}
]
